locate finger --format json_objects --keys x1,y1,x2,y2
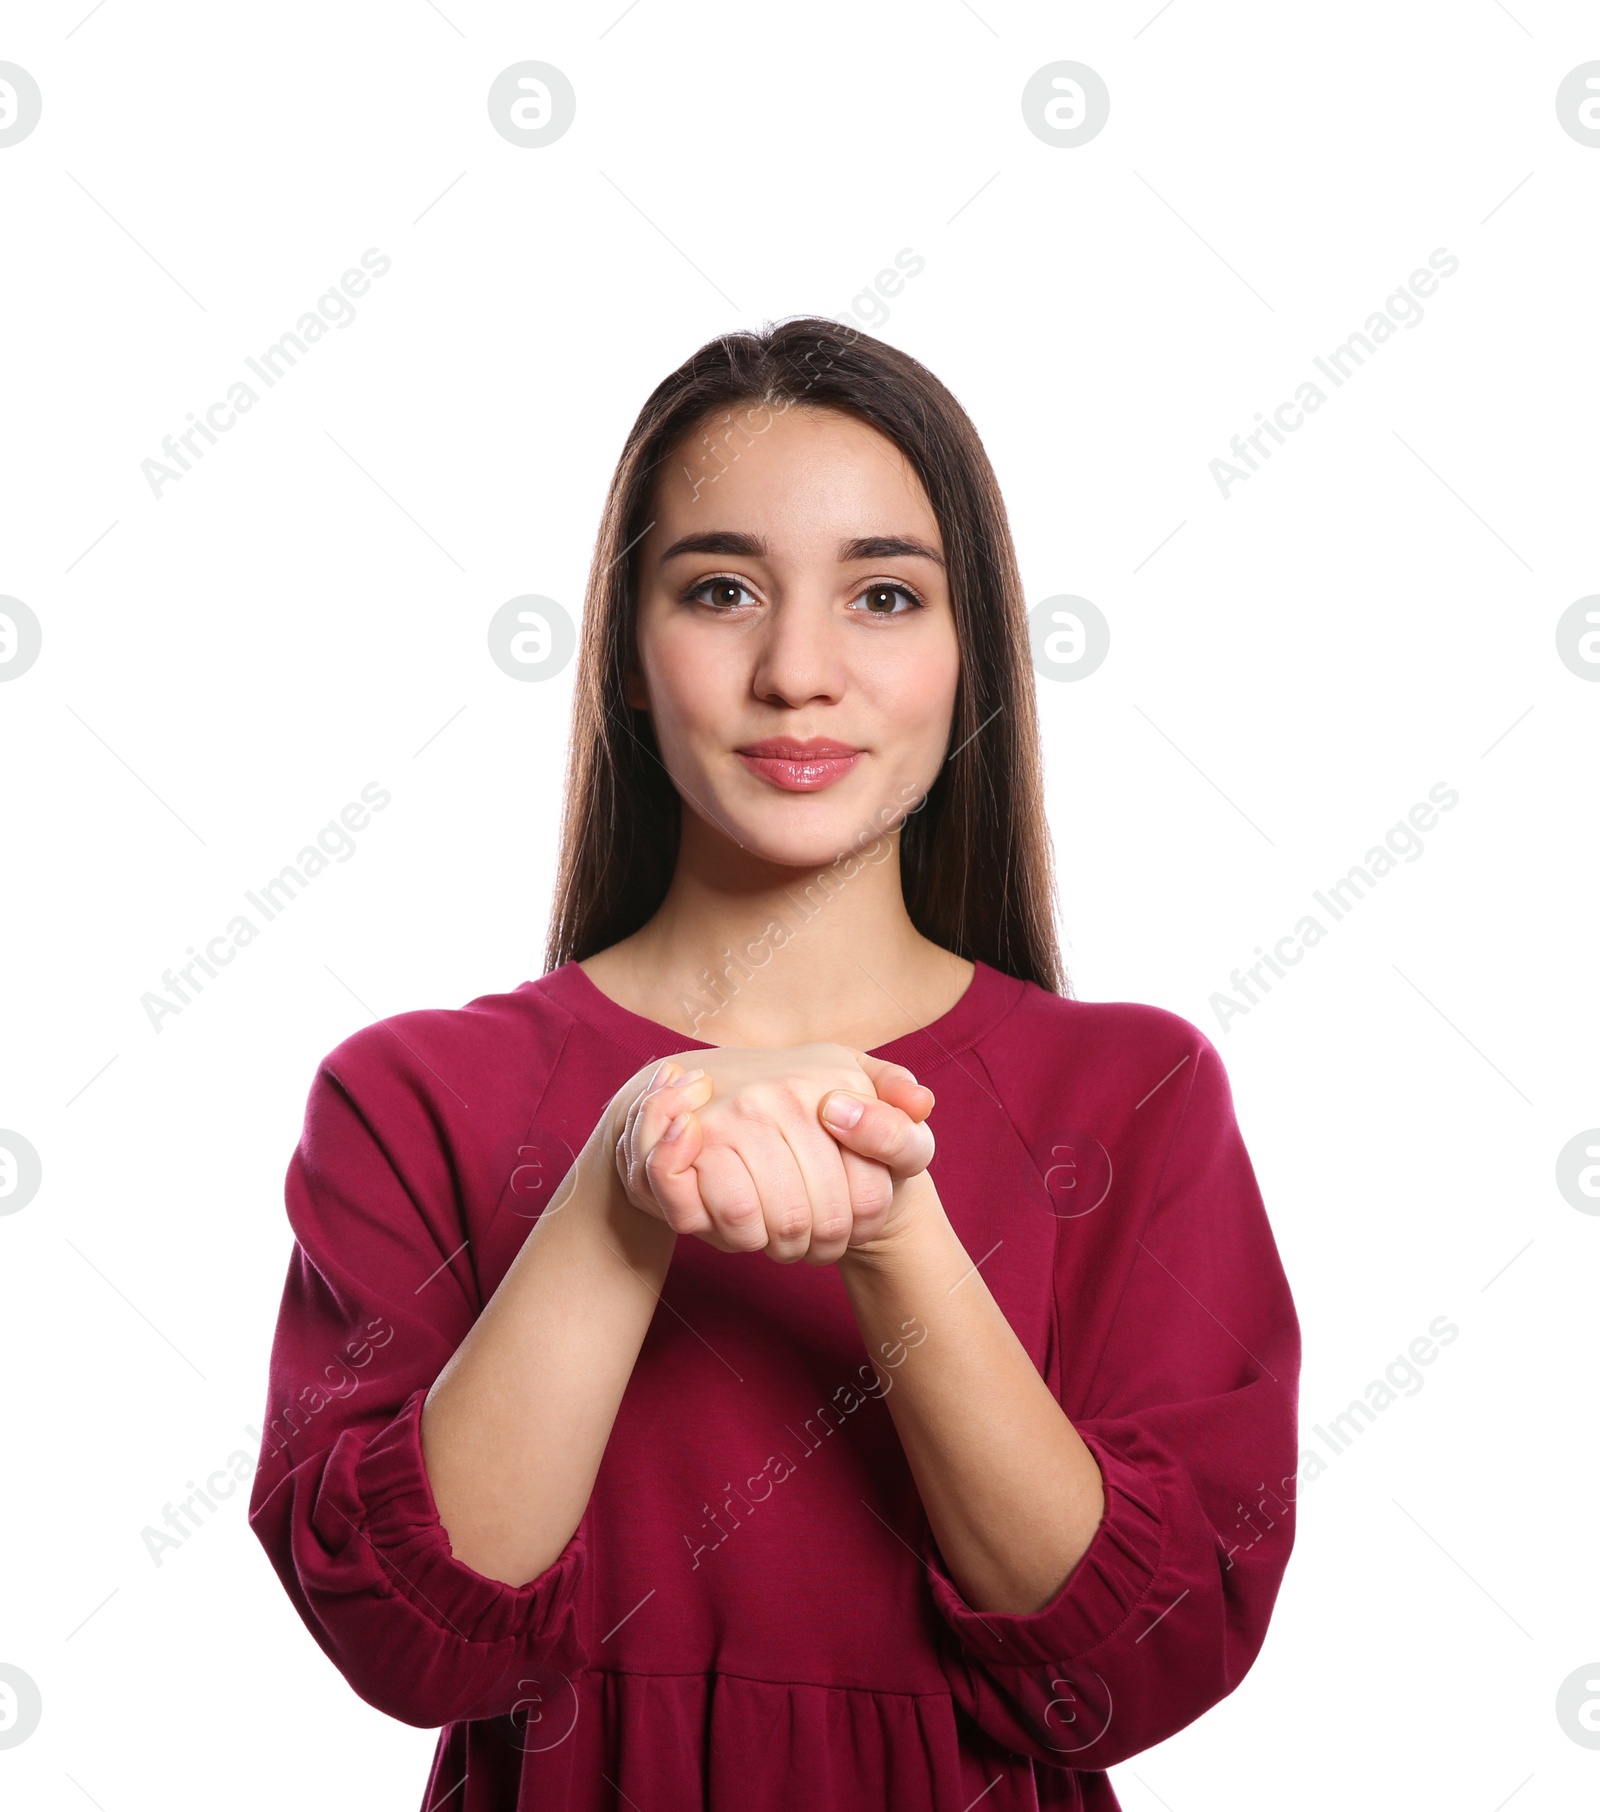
[
  {"x1": 877, "y1": 1079, "x2": 934, "y2": 1124},
  {"x1": 641, "y1": 1110, "x2": 715, "y2": 1235},
  {"x1": 723, "y1": 1121, "x2": 818, "y2": 1264},
  {"x1": 631, "y1": 1065, "x2": 710, "y2": 1130},
  {"x1": 834, "y1": 1147, "x2": 897, "y2": 1250},
  {"x1": 621, "y1": 1070, "x2": 711, "y2": 1200},
  {"x1": 818, "y1": 1092, "x2": 936, "y2": 1178},
  {"x1": 628, "y1": 1061, "x2": 710, "y2": 1141},
  {"x1": 689, "y1": 1143, "x2": 773, "y2": 1254},
  {"x1": 774, "y1": 1118, "x2": 857, "y2": 1267},
  {"x1": 856, "y1": 1054, "x2": 935, "y2": 1122},
  {"x1": 631, "y1": 1057, "x2": 693, "y2": 1118}
]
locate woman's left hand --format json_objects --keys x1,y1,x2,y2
[
  {"x1": 813, "y1": 1057, "x2": 936, "y2": 1183},
  {"x1": 814, "y1": 1058, "x2": 939, "y2": 1257}
]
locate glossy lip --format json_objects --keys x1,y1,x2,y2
[
  {"x1": 735, "y1": 736, "x2": 864, "y2": 758},
  {"x1": 734, "y1": 745, "x2": 864, "y2": 793}
]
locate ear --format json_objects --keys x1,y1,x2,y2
[{"x1": 622, "y1": 665, "x2": 650, "y2": 713}]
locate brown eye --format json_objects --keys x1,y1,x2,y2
[
  {"x1": 685, "y1": 577, "x2": 756, "y2": 610},
  {"x1": 855, "y1": 583, "x2": 924, "y2": 616}
]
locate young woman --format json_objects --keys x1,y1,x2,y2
[{"x1": 249, "y1": 318, "x2": 1301, "y2": 1811}]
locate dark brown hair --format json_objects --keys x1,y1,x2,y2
[{"x1": 543, "y1": 315, "x2": 1068, "y2": 996}]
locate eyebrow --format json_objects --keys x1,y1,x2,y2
[{"x1": 658, "y1": 530, "x2": 946, "y2": 570}]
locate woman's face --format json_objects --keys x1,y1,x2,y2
[{"x1": 627, "y1": 403, "x2": 961, "y2": 870}]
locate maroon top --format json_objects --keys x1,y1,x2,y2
[{"x1": 248, "y1": 957, "x2": 1300, "y2": 1811}]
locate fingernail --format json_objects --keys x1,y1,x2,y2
[
  {"x1": 677, "y1": 1068, "x2": 705, "y2": 1085},
  {"x1": 822, "y1": 1093, "x2": 863, "y2": 1129},
  {"x1": 648, "y1": 1060, "x2": 679, "y2": 1090},
  {"x1": 662, "y1": 1111, "x2": 690, "y2": 1143}
]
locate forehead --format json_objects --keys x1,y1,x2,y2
[{"x1": 648, "y1": 404, "x2": 941, "y2": 550}]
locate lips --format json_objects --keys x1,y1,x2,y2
[
  {"x1": 736, "y1": 738, "x2": 863, "y2": 758},
  {"x1": 734, "y1": 738, "x2": 864, "y2": 793}
]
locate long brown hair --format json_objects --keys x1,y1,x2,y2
[{"x1": 543, "y1": 315, "x2": 1067, "y2": 996}]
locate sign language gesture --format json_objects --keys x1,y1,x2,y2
[{"x1": 609, "y1": 1045, "x2": 936, "y2": 1265}]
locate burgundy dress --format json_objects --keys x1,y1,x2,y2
[{"x1": 248, "y1": 957, "x2": 1300, "y2": 1810}]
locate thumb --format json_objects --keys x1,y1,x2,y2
[{"x1": 817, "y1": 1091, "x2": 935, "y2": 1178}]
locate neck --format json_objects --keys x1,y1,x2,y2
[{"x1": 584, "y1": 819, "x2": 967, "y2": 1049}]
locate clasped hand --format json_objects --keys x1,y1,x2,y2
[{"x1": 609, "y1": 1044, "x2": 936, "y2": 1266}]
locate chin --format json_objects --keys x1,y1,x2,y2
[
  {"x1": 707, "y1": 802, "x2": 892, "y2": 872},
  {"x1": 747, "y1": 826, "x2": 876, "y2": 871}
]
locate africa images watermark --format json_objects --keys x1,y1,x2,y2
[
  {"x1": 1217, "y1": 1312, "x2": 1460, "y2": 1573},
  {"x1": 670, "y1": 776, "x2": 932, "y2": 1036},
  {"x1": 1209, "y1": 246, "x2": 1460, "y2": 499},
  {"x1": 830, "y1": 245, "x2": 925, "y2": 335},
  {"x1": 682, "y1": 1315, "x2": 930, "y2": 1569},
  {"x1": 141, "y1": 1314, "x2": 395, "y2": 1567},
  {"x1": 140, "y1": 246, "x2": 392, "y2": 499},
  {"x1": 140, "y1": 781, "x2": 390, "y2": 1031},
  {"x1": 678, "y1": 268, "x2": 923, "y2": 505},
  {"x1": 1210, "y1": 780, "x2": 1459, "y2": 1032}
]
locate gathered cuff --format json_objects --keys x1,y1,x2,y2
[
  {"x1": 351, "y1": 1385, "x2": 588, "y2": 1649},
  {"x1": 921, "y1": 1426, "x2": 1166, "y2": 1668}
]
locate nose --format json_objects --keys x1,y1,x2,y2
[{"x1": 748, "y1": 591, "x2": 847, "y2": 708}]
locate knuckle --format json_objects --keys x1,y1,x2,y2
[
  {"x1": 850, "y1": 1172, "x2": 894, "y2": 1217},
  {"x1": 661, "y1": 1198, "x2": 701, "y2": 1235},
  {"x1": 886, "y1": 1115, "x2": 919, "y2": 1157},
  {"x1": 728, "y1": 1091, "x2": 782, "y2": 1129},
  {"x1": 812, "y1": 1203, "x2": 852, "y2": 1243},
  {"x1": 772, "y1": 1205, "x2": 811, "y2": 1243},
  {"x1": 714, "y1": 1188, "x2": 762, "y2": 1227}
]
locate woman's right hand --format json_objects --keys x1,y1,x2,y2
[{"x1": 602, "y1": 1046, "x2": 934, "y2": 1267}]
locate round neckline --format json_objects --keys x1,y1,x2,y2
[{"x1": 537, "y1": 953, "x2": 1023, "y2": 1078}]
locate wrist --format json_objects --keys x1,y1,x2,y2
[
  {"x1": 577, "y1": 1114, "x2": 628, "y2": 1210},
  {"x1": 569, "y1": 1125, "x2": 678, "y2": 1273},
  {"x1": 837, "y1": 1171, "x2": 945, "y2": 1279}
]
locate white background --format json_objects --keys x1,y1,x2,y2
[{"x1": 2, "y1": 2, "x2": 1596, "y2": 1807}]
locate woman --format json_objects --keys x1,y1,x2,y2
[{"x1": 248, "y1": 318, "x2": 1300, "y2": 1810}]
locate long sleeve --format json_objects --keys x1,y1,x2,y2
[
  {"x1": 920, "y1": 1026, "x2": 1300, "y2": 1771},
  {"x1": 246, "y1": 1039, "x2": 589, "y2": 1729}
]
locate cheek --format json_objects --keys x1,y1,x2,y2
[
  {"x1": 642, "y1": 628, "x2": 732, "y2": 749},
  {"x1": 865, "y1": 637, "x2": 960, "y2": 741}
]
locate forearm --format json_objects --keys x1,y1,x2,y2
[
  {"x1": 420, "y1": 1111, "x2": 676, "y2": 1587},
  {"x1": 838, "y1": 1174, "x2": 1106, "y2": 1615}
]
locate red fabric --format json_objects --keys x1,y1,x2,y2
[{"x1": 248, "y1": 958, "x2": 1300, "y2": 1810}]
